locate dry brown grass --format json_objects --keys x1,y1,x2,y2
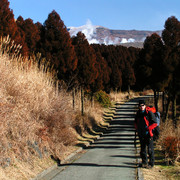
[
  {"x1": 0, "y1": 37, "x2": 108, "y2": 179},
  {"x1": 0, "y1": 37, "x2": 79, "y2": 179},
  {"x1": 109, "y1": 90, "x2": 139, "y2": 102},
  {"x1": 157, "y1": 120, "x2": 180, "y2": 165},
  {"x1": 142, "y1": 166, "x2": 170, "y2": 180},
  {"x1": 109, "y1": 89, "x2": 154, "y2": 103}
]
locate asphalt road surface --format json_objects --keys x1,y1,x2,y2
[{"x1": 39, "y1": 99, "x2": 141, "y2": 180}]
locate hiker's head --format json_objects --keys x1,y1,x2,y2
[{"x1": 139, "y1": 100, "x2": 146, "y2": 111}]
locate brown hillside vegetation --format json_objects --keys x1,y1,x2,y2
[{"x1": 0, "y1": 37, "x2": 108, "y2": 179}]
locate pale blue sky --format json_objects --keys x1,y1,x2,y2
[{"x1": 9, "y1": 0, "x2": 180, "y2": 31}]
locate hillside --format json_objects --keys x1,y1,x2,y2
[{"x1": 0, "y1": 36, "x2": 110, "y2": 179}]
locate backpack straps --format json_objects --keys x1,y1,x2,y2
[
  {"x1": 146, "y1": 106, "x2": 156, "y2": 113},
  {"x1": 144, "y1": 107, "x2": 157, "y2": 137},
  {"x1": 144, "y1": 116, "x2": 149, "y2": 127}
]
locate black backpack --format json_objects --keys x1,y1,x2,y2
[{"x1": 152, "y1": 112, "x2": 160, "y2": 141}]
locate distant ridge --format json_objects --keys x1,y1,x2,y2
[{"x1": 68, "y1": 20, "x2": 162, "y2": 48}]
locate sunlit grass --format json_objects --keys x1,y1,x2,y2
[{"x1": 0, "y1": 36, "x2": 114, "y2": 179}]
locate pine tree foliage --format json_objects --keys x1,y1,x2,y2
[
  {"x1": 91, "y1": 45, "x2": 111, "y2": 93},
  {"x1": 135, "y1": 33, "x2": 166, "y2": 91},
  {"x1": 16, "y1": 17, "x2": 40, "y2": 56},
  {"x1": 162, "y1": 17, "x2": 180, "y2": 95},
  {"x1": 0, "y1": 0, "x2": 27, "y2": 56},
  {"x1": 40, "y1": 10, "x2": 78, "y2": 83},
  {"x1": 161, "y1": 16, "x2": 180, "y2": 124},
  {"x1": 72, "y1": 32, "x2": 98, "y2": 90}
]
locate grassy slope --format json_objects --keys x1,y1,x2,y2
[{"x1": 0, "y1": 37, "x2": 113, "y2": 179}]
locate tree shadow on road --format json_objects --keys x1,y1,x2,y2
[
  {"x1": 60, "y1": 162, "x2": 137, "y2": 169},
  {"x1": 76, "y1": 98, "x2": 139, "y2": 150}
]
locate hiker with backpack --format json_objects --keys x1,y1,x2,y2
[{"x1": 134, "y1": 100, "x2": 158, "y2": 168}]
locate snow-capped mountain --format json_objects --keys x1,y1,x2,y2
[{"x1": 68, "y1": 20, "x2": 162, "y2": 48}]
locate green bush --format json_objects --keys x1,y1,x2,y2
[{"x1": 94, "y1": 90, "x2": 111, "y2": 108}]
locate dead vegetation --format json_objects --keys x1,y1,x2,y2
[{"x1": 0, "y1": 36, "x2": 115, "y2": 179}]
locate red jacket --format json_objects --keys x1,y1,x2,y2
[{"x1": 135, "y1": 107, "x2": 157, "y2": 137}]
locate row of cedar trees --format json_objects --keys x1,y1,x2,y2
[{"x1": 1, "y1": 0, "x2": 180, "y2": 126}]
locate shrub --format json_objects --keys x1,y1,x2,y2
[
  {"x1": 94, "y1": 90, "x2": 111, "y2": 108},
  {"x1": 162, "y1": 136, "x2": 180, "y2": 164}
]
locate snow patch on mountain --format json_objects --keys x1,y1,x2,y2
[
  {"x1": 120, "y1": 38, "x2": 135, "y2": 43},
  {"x1": 68, "y1": 20, "x2": 161, "y2": 46},
  {"x1": 68, "y1": 19, "x2": 126, "y2": 45}
]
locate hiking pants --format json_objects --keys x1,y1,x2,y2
[{"x1": 139, "y1": 137, "x2": 154, "y2": 166}]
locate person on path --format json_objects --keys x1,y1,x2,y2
[{"x1": 134, "y1": 100, "x2": 157, "y2": 168}]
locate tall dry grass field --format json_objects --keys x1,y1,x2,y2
[
  {"x1": 0, "y1": 37, "x2": 79, "y2": 179},
  {"x1": 0, "y1": 37, "x2": 108, "y2": 179}
]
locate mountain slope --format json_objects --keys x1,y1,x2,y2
[{"x1": 68, "y1": 20, "x2": 162, "y2": 48}]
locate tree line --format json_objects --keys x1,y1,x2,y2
[
  {"x1": 0, "y1": 0, "x2": 180, "y2": 125},
  {"x1": 135, "y1": 16, "x2": 180, "y2": 126},
  {"x1": 0, "y1": 0, "x2": 139, "y2": 92}
]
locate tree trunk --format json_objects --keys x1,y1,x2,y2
[
  {"x1": 154, "y1": 90, "x2": 158, "y2": 111},
  {"x1": 162, "y1": 91, "x2": 165, "y2": 116},
  {"x1": 128, "y1": 85, "x2": 130, "y2": 99},
  {"x1": 172, "y1": 95, "x2": 177, "y2": 127},
  {"x1": 91, "y1": 92, "x2": 94, "y2": 108},
  {"x1": 157, "y1": 92, "x2": 159, "y2": 110},
  {"x1": 72, "y1": 88, "x2": 75, "y2": 110},
  {"x1": 81, "y1": 88, "x2": 84, "y2": 115},
  {"x1": 165, "y1": 97, "x2": 171, "y2": 122},
  {"x1": 115, "y1": 88, "x2": 117, "y2": 101},
  {"x1": 171, "y1": 74, "x2": 177, "y2": 127}
]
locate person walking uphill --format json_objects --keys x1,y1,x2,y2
[{"x1": 135, "y1": 100, "x2": 157, "y2": 168}]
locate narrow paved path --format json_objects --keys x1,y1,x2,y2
[{"x1": 39, "y1": 99, "x2": 142, "y2": 180}]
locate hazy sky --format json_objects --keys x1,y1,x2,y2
[{"x1": 8, "y1": 0, "x2": 180, "y2": 31}]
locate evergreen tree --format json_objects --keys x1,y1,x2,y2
[
  {"x1": 91, "y1": 44, "x2": 111, "y2": 91},
  {"x1": 116, "y1": 45, "x2": 136, "y2": 91},
  {"x1": 16, "y1": 17, "x2": 40, "y2": 56},
  {"x1": 72, "y1": 32, "x2": 98, "y2": 90},
  {"x1": 0, "y1": 0, "x2": 27, "y2": 56},
  {"x1": 35, "y1": 21, "x2": 45, "y2": 55},
  {"x1": 102, "y1": 45, "x2": 123, "y2": 91},
  {"x1": 15, "y1": 16, "x2": 29, "y2": 56},
  {"x1": 162, "y1": 16, "x2": 180, "y2": 125},
  {"x1": 0, "y1": 0, "x2": 17, "y2": 38},
  {"x1": 110, "y1": 64, "x2": 122, "y2": 91},
  {"x1": 135, "y1": 33, "x2": 165, "y2": 90},
  {"x1": 40, "y1": 10, "x2": 78, "y2": 84},
  {"x1": 123, "y1": 60, "x2": 136, "y2": 93},
  {"x1": 91, "y1": 44, "x2": 111, "y2": 92}
]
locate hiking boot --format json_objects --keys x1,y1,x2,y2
[
  {"x1": 145, "y1": 164, "x2": 154, "y2": 169},
  {"x1": 142, "y1": 163, "x2": 148, "y2": 168}
]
